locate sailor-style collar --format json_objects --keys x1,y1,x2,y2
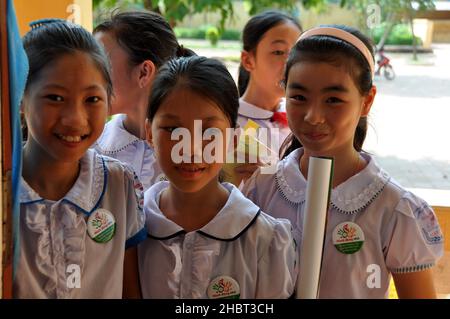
[
  {"x1": 275, "y1": 148, "x2": 391, "y2": 214},
  {"x1": 144, "y1": 181, "x2": 261, "y2": 240},
  {"x1": 238, "y1": 98, "x2": 285, "y2": 121},
  {"x1": 95, "y1": 114, "x2": 141, "y2": 154},
  {"x1": 19, "y1": 149, "x2": 107, "y2": 215}
]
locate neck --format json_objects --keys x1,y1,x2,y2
[
  {"x1": 242, "y1": 82, "x2": 281, "y2": 112},
  {"x1": 160, "y1": 180, "x2": 229, "y2": 232},
  {"x1": 300, "y1": 146, "x2": 366, "y2": 188},
  {"x1": 22, "y1": 144, "x2": 80, "y2": 201},
  {"x1": 122, "y1": 94, "x2": 149, "y2": 139}
]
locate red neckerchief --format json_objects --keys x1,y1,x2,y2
[{"x1": 270, "y1": 111, "x2": 288, "y2": 128}]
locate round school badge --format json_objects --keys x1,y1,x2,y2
[
  {"x1": 87, "y1": 209, "x2": 116, "y2": 243},
  {"x1": 207, "y1": 276, "x2": 240, "y2": 299},
  {"x1": 332, "y1": 222, "x2": 365, "y2": 254}
]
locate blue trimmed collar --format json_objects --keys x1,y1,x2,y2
[
  {"x1": 144, "y1": 181, "x2": 260, "y2": 240},
  {"x1": 19, "y1": 149, "x2": 107, "y2": 215},
  {"x1": 95, "y1": 114, "x2": 140, "y2": 154},
  {"x1": 275, "y1": 148, "x2": 391, "y2": 214}
]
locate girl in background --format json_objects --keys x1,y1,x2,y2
[
  {"x1": 93, "y1": 10, "x2": 194, "y2": 190},
  {"x1": 231, "y1": 11, "x2": 302, "y2": 184}
]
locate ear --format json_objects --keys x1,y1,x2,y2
[
  {"x1": 241, "y1": 50, "x2": 255, "y2": 72},
  {"x1": 138, "y1": 60, "x2": 156, "y2": 89},
  {"x1": 361, "y1": 85, "x2": 377, "y2": 117},
  {"x1": 145, "y1": 118, "x2": 154, "y2": 148}
]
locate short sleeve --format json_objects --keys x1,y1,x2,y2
[
  {"x1": 123, "y1": 166, "x2": 146, "y2": 249},
  {"x1": 384, "y1": 192, "x2": 444, "y2": 274},
  {"x1": 256, "y1": 218, "x2": 297, "y2": 298}
]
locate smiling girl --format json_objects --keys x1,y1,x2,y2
[
  {"x1": 16, "y1": 20, "x2": 145, "y2": 298},
  {"x1": 138, "y1": 56, "x2": 297, "y2": 298},
  {"x1": 242, "y1": 25, "x2": 443, "y2": 298}
]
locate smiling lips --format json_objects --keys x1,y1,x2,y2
[
  {"x1": 176, "y1": 165, "x2": 206, "y2": 178},
  {"x1": 56, "y1": 133, "x2": 90, "y2": 143}
]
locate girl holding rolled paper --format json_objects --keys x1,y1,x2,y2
[
  {"x1": 242, "y1": 25, "x2": 444, "y2": 298},
  {"x1": 223, "y1": 11, "x2": 302, "y2": 186}
]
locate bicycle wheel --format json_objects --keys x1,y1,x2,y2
[{"x1": 383, "y1": 65, "x2": 395, "y2": 80}]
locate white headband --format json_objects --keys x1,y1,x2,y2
[{"x1": 298, "y1": 27, "x2": 375, "y2": 77}]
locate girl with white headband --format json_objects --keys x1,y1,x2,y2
[{"x1": 242, "y1": 25, "x2": 443, "y2": 298}]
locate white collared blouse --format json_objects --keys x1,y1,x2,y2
[
  {"x1": 138, "y1": 182, "x2": 297, "y2": 299},
  {"x1": 93, "y1": 114, "x2": 165, "y2": 190},
  {"x1": 238, "y1": 98, "x2": 291, "y2": 162},
  {"x1": 15, "y1": 149, "x2": 146, "y2": 298},
  {"x1": 241, "y1": 148, "x2": 444, "y2": 298}
]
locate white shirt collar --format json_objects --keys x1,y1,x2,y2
[
  {"x1": 19, "y1": 149, "x2": 107, "y2": 214},
  {"x1": 144, "y1": 181, "x2": 261, "y2": 240},
  {"x1": 276, "y1": 148, "x2": 391, "y2": 214},
  {"x1": 95, "y1": 114, "x2": 141, "y2": 154},
  {"x1": 238, "y1": 98, "x2": 286, "y2": 121}
]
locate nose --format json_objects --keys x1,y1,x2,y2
[
  {"x1": 60, "y1": 99, "x2": 89, "y2": 128},
  {"x1": 304, "y1": 104, "x2": 325, "y2": 126}
]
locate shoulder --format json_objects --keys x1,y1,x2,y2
[
  {"x1": 94, "y1": 115, "x2": 140, "y2": 154},
  {"x1": 241, "y1": 164, "x2": 278, "y2": 196}
]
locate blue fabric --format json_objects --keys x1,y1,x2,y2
[{"x1": 7, "y1": 0, "x2": 29, "y2": 279}]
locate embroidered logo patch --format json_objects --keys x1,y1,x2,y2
[{"x1": 415, "y1": 206, "x2": 443, "y2": 244}]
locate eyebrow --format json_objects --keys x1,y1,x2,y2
[
  {"x1": 271, "y1": 39, "x2": 288, "y2": 45},
  {"x1": 42, "y1": 84, "x2": 105, "y2": 91},
  {"x1": 159, "y1": 114, "x2": 227, "y2": 122},
  {"x1": 288, "y1": 82, "x2": 349, "y2": 93}
]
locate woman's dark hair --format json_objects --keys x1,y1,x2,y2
[
  {"x1": 238, "y1": 10, "x2": 302, "y2": 96},
  {"x1": 148, "y1": 56, "x2": 239, "y2": 128},
  {"x1": 94, "y1": 10, "x2": 194, "y2": 69},
  {"x1": 281, "y1": 24, "x2": 374, "y2": 159},
  {"x1": 23, "y1": 19, "x2": 112, "y2": 97},
  {"x1": 22, "y1": 19, "x2": 113, "y2": 139}
]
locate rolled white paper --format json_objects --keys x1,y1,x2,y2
[{"x1": 296, "y1": 156, "x2": 333, "y2": 299}]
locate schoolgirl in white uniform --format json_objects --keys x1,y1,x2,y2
[
  {"x1": 93, "y1": 11, "x2": 194, "y2": 189},
  {"x1": 242, "y1": 25, "x2": 444, "y2": 298},
  {"x1": 15, "y1": 20, "x2": 145, "y2": 298},
  {"x1": 138, "y1": 56, "x2": 297, "y2": 298},
  {"x1": 232, "y1": 11, "x2": 302, "y2": 183}
]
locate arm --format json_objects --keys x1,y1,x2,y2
[
  {"x1": 122, "y1": 246, "x2": 142, "y2": 299},
  {"x1": 392, "y1": 269, "x2": 437, "y2": 299}
]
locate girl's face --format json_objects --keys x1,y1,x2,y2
[
  {"x1": 285, "y1": 61, "x2": 374, "y2": 157},
  {"x1": 95, "y1": 31, "x2": 138, "y2": 115},
  {"x1": 244, "y1": 21, "x2": 301, "y2": 97},
  {"x1": 146, "y1": 88, "x2": 232, "y2": 194},
  {"x1": 22, "y1": 51, "x2": 108, "y2": 164}
]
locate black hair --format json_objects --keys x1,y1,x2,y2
[
  {"x1": 22, "y1": 19, "x2": 113, "y2": 139},
  {"x1": 147, "y1": 56, "x2": 239, "y2": 129},
  {"x1": 281, "y1": 24, "x2": 374, "y2": 159},
  {"x1": 94, "y1": 10, "x2": 194, "y2": 69},
  {"x1": 238, "y1": 10, "x2": 302, "y2": 96},
  {"x1": 23, "y1": 19, "x2": 112, "y2": 97}
]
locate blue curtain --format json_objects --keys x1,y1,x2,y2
[{"x1": 7, "y1": 0, "x2": 29, "y2": 278}]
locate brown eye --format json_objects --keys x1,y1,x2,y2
[
  {"x1": 45, "y1": 94, "x2": 63, "y2": 102},
  {"x1": 86, "y1": 96, "x2": 101, "y2": 103}
]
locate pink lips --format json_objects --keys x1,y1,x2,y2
[
  {"x1": 303, "y1": 132, "x2": 328, "y2": 141},
  {"x1": 175, "y1": 165, "x2": 206, "y2": 179}
]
